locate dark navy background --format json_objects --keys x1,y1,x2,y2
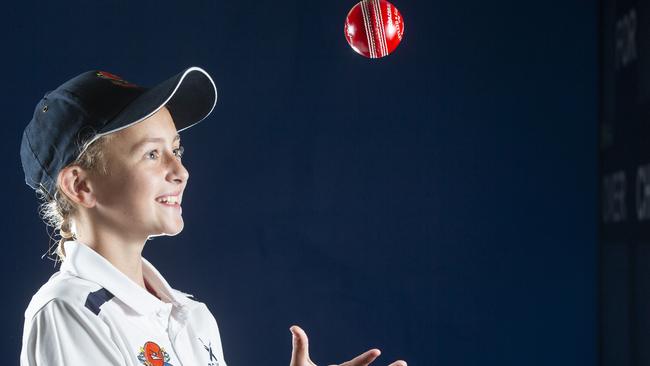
[
  {"x1": 599, "y1": 0, "x2": 650, "y2": 365},
  {"x1": 1, "y1": 0, "x2": 597, "y2": 365}
]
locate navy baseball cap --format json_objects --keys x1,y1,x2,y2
[{"x1": 20, "y1": 67, "x2": 217, "y2": 199}]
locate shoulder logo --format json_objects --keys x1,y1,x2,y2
[
  {"x1": 96, "y1": 71, "x2": 139, "y2": 88},
  {"x1": 137, "y1": 341, "x2": 174, "y2": 366},
  {"x1": 198, "y1": 338, "x2": 220, "y2": 366}
]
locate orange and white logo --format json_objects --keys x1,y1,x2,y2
[{"x1": 137, "y1": 341, "x2": 173, "y2": 366}]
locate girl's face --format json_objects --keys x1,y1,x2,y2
[{"x1": 90, "y1": 107, "x2": 189, "y2": 239}]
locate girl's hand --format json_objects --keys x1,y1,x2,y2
[{"x1": 289, "y1": 325, "x2": 407, "y2": 366}]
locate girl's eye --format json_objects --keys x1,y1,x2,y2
[
  {"x1": 173, "y1": 145, "x2": 184, "y2": 159},
  {"x1": 147, "y1": 150, "x2": 160, "y2": 160},
  {"x1": 145, "y1": 146, "x2": 183, "y2": 160}
]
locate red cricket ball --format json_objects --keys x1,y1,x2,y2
[{"x1": 344, "y1": 0, "x2": 405, "y2": 59}]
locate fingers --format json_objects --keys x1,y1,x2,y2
[
  {"x1": 339, "y1": 349, "x2": 407, "y2": 366},
  {"x1": 387, "y1": 361, "x2": 407, "y2": 366},
  {"x1": 290, "y1": 325, "x2": 316, "y2": 366},
  {"x1": 338, "y1": 349, "x2": 381, "y2": 366},
  {"x1": 290, "y1": 325, "x2": 309, "y2": 359},
  {"x1": 289, "y1": 325, "x2": 407, "y2": 366}
]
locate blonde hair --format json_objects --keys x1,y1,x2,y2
[{"x1": 37, "y1": 134, "x2": 114, "y2": 262}]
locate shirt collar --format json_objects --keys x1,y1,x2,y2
[{"x1": 60, "y1": 240, "x2": 190, "y2": 315}]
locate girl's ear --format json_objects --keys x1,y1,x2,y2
[{"x1": 57, "y1": 166, "x2": 96, "y2": 208}]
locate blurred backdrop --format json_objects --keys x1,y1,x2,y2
[
  {"x1": 1, "y1": 0, "x2": 597, "y2": 365},
  {"x1": 600, "y1": 0, "x2": 650, "y2": 365}
]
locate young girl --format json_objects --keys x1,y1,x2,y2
[{"x1": 19, "y1": 67, "x2": 406, "y2": 366}]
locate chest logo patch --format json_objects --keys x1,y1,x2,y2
[
  {"x1": 137, "y1": 341, "x2": 174, "y2": 366},
  {"x1": 198, "y1": 338, "x2": 220, "y2": 366}
]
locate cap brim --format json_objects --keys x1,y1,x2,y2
[{"x1": 96, "y1": 66, "x2": 217, "y2": 138}]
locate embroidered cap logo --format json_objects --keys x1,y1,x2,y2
[{"x1": 96, "y1": 71, "x2": 139, "y2": 88}]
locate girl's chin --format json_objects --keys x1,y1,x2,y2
[
  {"x1": 167, "y1": 222, "x2": 185, "y2": 236},
  {"x1": 149, "y1": 220, "x2": 184, "y2": 237}
]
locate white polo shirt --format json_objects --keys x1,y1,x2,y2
[{"x1": 20, "y1": 241, "x2": 227, "y2": 366}]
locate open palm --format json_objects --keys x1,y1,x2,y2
[{"x1": 289, "y1": 325, "x2": 407, "y2": 366}]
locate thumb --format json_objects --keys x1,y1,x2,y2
[{"x1": 290, "y1": 325, "x2": 316, "y2": 366}]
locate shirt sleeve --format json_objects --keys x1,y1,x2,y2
[{"x1": 20, "y1": 299, "x2": 126, "y2": 366}]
